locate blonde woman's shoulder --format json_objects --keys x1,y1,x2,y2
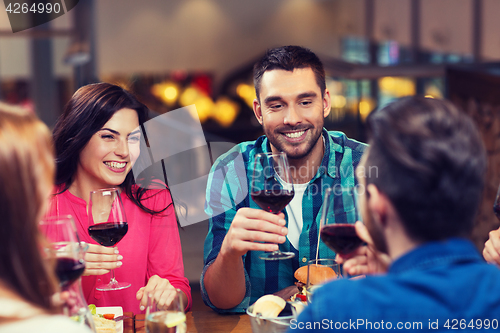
[{"x1": 0, "y1": 314, "x2": 93, "y2": 333}]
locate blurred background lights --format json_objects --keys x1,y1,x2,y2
[
  {"x1": 379, "y1": 77, "x2": 415, "y2": 97},
  {"x1": 179, "y1": 86, "x2": 202, "y2": 107},
  {"x1": 192, "y1": 95, "x2": 214, "y2": 123},
  {"x1": 331, "y1": 95, "x2": 347, "y2": 108},
  {"x1": 424, "y1": 85, "x2": 443, "y2": 99},
  {"x1": 358, "y1": 97, "x2": 375, "y2": 121},
  {"x1": 152, "y1": 81, "x2": 180, "y2": 106},
  {"x1": 213, "y1": 97, "x2": 239, "y2": 128},
  {"x1": 236, "y1": 83, "x2": 256, "y2": 108},
  {"x1": 164, "y1": 85, "x2": 178, "y2": 101}
]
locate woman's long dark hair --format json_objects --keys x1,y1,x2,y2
[
  {"x1": 0, "y1": 106, "x2": 58, "y2": 312},
  {"x1": 53, "y1": 82, "x2": 168, "y2": 215}
]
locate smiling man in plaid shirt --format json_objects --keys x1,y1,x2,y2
[{"x1": 201, "y1": 46, "x2": 367, "y2": 313}]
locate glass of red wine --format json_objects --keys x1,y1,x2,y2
[
  {"x1": 251, "y1": 152, "x2": 295, "y2": 260},
  {"x1": 88, "y1": 188, "x2": 130, "y2": 291},
  {"x1": 319, "y1": 186, "x2": 363, "y2": 259},
  {"x1": 39, "y1": 215, "x2": 86, "y2": 290},
  {"x1": 40, "y1": 215, "x2": 96, "y2": 330}
]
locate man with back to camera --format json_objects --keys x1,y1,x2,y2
[
  {"x1": 291, "y1": 96, "x2": 500, "y2": 332},
  {"x1": 201, "y1": 45, "x2": 367, "y2": 313}
]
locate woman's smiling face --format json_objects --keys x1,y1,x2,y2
[{"x1": 76, "y1": 108, "x2": 141, "y2": 190}]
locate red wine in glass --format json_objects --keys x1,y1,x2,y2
[
  {"x1": 320, "y1": 224, "x2": 363, "y2": 255},
  {"x1": 88, "y1": 188, "x2": 130, "y2": 291},
  {"x1": 252, "y1": 152, "x2": 295, "y2": 260},
  {"x1": 318, "y1": 187, "x2": 362, "y2": 265},
  {"x1": 88, "y1": 222, "x2": 128, "y2": 247},
  {"x1": 56, "y1": 257, "x2": 86, "y2": 288},
  {"x1": 39, "y1": 215, "x2": 86, "y2": 289},
  {"x1": 251, "y1": 189, "x2": 294, "y2": 214}
]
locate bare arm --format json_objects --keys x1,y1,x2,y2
[{"x1": 203, "y1": 208, "x2": 287, "y2": 309}]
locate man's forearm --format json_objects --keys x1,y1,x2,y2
[{"x1": 203, "y1": 251, "x2": 247, "y2": 309}]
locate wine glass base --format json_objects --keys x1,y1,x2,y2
[
  {"x1": 96, "y1": 281, "x2": 131, "y2": 291},
  {"x1": 259, "y1": 251, "x2": 295, "y2": 261}
]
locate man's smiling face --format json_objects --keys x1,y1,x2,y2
[{"x1": 254, "y1": 67, "x2": 330, "y2": 160}]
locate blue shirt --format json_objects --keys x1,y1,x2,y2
[
  {"x1": 291, "y1": 238, "x2": 500, "y2": 332},
  {"x1": 201, "y1": 129, "x2": 367, "y2": 313}
]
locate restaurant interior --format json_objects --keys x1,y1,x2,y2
[{"x1": 1, "y1": 0, "x2": 500, "y2": 316}]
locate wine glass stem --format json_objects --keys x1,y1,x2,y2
[{"x1": 109, "y1": 268, "x2": 117, "y2": 285}]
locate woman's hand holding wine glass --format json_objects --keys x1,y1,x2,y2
[
  {"x1": 81, "y1": 243, "x2": 123, "y2": 277},
  {"x1": 88, "y1": 188, "x2": 130, "y2": 291}
]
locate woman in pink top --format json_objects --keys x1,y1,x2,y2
[{"x1": 47, "y1": 83, "x2": 191, "y2": 314}]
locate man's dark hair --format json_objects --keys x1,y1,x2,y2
[
  {"x1": 365, "y1": 96, "x2": 486, "y2": 242},
  {"x1": 253, "y1": 45, "x2": 326, "y2": 101}
]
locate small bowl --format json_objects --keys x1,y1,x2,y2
[{"x1": 246, "y1": 303, "x2": 295, "y2": 333}]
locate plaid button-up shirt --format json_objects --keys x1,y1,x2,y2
[{"x1": 201, "y1": 129, "x2": 367, "y2": 313}]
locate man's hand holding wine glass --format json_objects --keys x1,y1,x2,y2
[
  {"x1": 336, "y1": 221, "x2": 391, "y2": 276},
  {"x1": 220, "y1": 208, "x2": 288, "y2": 259},
  {"x1": 82, "y1": 243, "x2": 123, "y2": 276}
]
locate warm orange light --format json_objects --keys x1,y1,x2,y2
[
  {"x1": 152, "y1": 81, "x2": 180, "y2": 106},
  {"x1": 194, "y1": 96, "x2": 214, "y2": 123},
  {"x1": 213, "y1": 97, "x2": 239, "y2": 127},
  {"x1": 379, "y1": 77, "x2": 415, "y2": 97},
  {"x1": 236, "y1": 83, "x2": 256, "y2": 108},
  {"x1": 331, "y1": 95, "x2": 347, "y2": 108},
  {"x1": 164, "y1": 86, "x2": 178, "y2": 101},
  {"x1": 180, "y1": 86, "x2": 201, "y2": 107},
  {"x1": 359, "y1": 98, "x2": 375, "y2": 121}
]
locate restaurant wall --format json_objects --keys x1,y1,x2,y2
[{"x1": 95, "y1": 0, "x2": 341, "y2": 84}]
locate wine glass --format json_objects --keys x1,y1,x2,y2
[
  {"x1": 145, "y1": 289, "x2": 186, "y2": 333},
  {"x1": 39, "y1": 215, "x2": 86, "y2": 290},
  {"x1": 40, "y1": 216, "x2": 96, "y2": 331},
  {"x1": 493, "y1": 184, "x2": 500, "y2": 221},
  {"x1": 319, "y1": 186, "x2": 363, "y2": 256},
  {"x1": 251, "y1": 152, "x2": 295, "y2": 260},
  {"x1": 88, "y1": 188, "x2": 130, "y2": 291}
]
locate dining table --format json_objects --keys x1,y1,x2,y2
[{"x1": 123, "y1": 310, "x2": 253, "y2": 333}]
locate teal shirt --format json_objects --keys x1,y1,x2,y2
[{"x1": 201, "y1": 129, "x2": 367, "y2": 313}]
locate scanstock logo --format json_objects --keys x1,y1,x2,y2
[
  {"x1": 131, "y1": 105, "x2": 246, "y2": 227},
  {"x1": 4, "y1": 0, "x2": 79, "y2": 33}
]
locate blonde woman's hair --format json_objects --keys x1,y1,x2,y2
[{"x1": 0, "y1": 104, "x2": 58, "y2": 312}]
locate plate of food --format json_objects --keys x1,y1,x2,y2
[{"x1": 93, "y1": 306, "x2": 123, "y2": 333}]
